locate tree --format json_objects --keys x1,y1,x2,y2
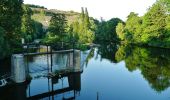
[
  {"x1": 124, "y1": 12, "x2": 142, "y2": 43},
  {"x1": 84, "y1": 7, "x2": 90, "y2": 28},
  {"x1": 21, "y1": 5, "x2": 34, "y2": 42},
  {"x1": 159, "y1": 0, "x2": 170, "y2": 12},
  {"x1": 33, "y1": 21, "x2": 44, "y2": 39},
  {"x1": 116, "y1": 23, "x2": 125, "y2": 41},
  {"x1": 70, "y1": 7, "x2": 95, "y2": 44},
  {"x1": 0, "y1": 27, "x2": 10, "y2": 59},
  {"x1": 95, "y1": 18, "x2": 123, "y2": 43},
  {"x1": 142, "y1": 3, "x2": 167, "y2": 45},
  {"x1": 0, "y1": 0, "x2": 23, "y2": 58},
  {"x1": 0, "y1": 0, "x2": 23, "y2": 44},
  {"x1": 21, "y1": 5, "x2": 44, "y2": 43},
  {"x1": 47, "y1": 13, "x2": 67, "y2": 42},
  {"x1": 80, "y1": 7, "x2": 85, "y2": 21}
]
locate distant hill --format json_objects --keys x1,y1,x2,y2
[{"x1": 26, "y1": 4, "x2": 81, "y2": 29}]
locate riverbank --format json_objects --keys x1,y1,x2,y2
[{"x1": 119, "y1": 41, "x2": 170, "y2": 49}]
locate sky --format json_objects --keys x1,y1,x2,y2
[{"x1": 24, "y1": 0, "x2": 156, "y2": 21}]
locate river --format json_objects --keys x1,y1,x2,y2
[{"x1": 0, "y1": 44, "x2": 170, "y2": 100}]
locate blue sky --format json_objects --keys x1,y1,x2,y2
[{"x1": 24, "y1": 0, "x2": 156, "y2": 21}]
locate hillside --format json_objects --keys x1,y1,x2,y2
[{"x1": 27, "y1": 4, "x2": 81, "y2": 29}]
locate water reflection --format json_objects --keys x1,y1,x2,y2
[
  {"x1": 1, "y1": 44, "x2": 170, "y2": 99},
  {"x1": 117, "y1": 45, "x2": 170, "y2": 92},
  {"x1": 98, "y1": 44, "x2": 170, "y2": 92},
  {"x1": 0, "y1": 50, "x2": 91, "y2": 100},
  {"x1": 0, "y1": 72, "x2": 81, "y2": 100},
  {"x1": 27, "y1": 72, "x2": 81, "y2": 100},
  {"x1": 97, "y1": 43, "x2": 118, "y2": 63}
]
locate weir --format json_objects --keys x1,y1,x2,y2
[
  {"x1": 4, "y1": 48, "x2": 92, "y2": 100},
  {"x1": 11, "y1": 49, "x2": 91, "y2": 83}
]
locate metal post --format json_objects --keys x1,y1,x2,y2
[
  {"x1": 73, "y1": 42, "x2": 75, "y2": 67},
  {"x1": 47, "y1": 45, "x2": 48, "y2": 53},
  {"x1": 50, "y1": 45, "x2": 53, "y2": 72},
  {"x1": 38, "y1": 44, "x2": 40, "y2": 53}
]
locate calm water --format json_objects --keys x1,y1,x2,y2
[{"x1": 1, "y1": 44, "x2": 170, "y2": 100}]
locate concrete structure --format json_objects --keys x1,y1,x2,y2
[
  {"x1": 11, "y1": 54, "x2": 26, "y2": 83},
  {"x1": 11, "y1": 49, "x2": 91, "y2": 83},
  {"x1": 52, "y1": 50, "x2": 81, "y2": 72}
]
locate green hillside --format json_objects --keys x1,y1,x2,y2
[{"x1": 27, "y1": 4, "x2": 81, "y2": 29}]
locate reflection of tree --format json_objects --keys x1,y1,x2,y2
[
  {"x1": 85, "y1": 48, "x2": 95, "y2": 67},
  {"x1": 115, "y1": 44, "x2": 132, "y2": 63},
  {"x1": 97, "y1": 43, "x2": 118, "y2": 63},
  {"x1": 115, "y1": 45, "x2": 170, "y2": 92}
]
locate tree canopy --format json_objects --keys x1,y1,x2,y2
[{"x1": 116, "y1": 0, "x2": 170, "y2": 48}]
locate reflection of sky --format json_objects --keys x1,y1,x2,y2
[
  {"x1": 27, "y1": 77, "x2": 69, "y2": 98},
  {"x1": 27, "y1": 51, "x2": 89, "y2": 79},
  {"x1": 27, "y1": 55, "x2": 50, "y2": 78},
  {"x1": 26, "y1": 48, "x2": 170, "y2": 100},
  {"x1": 76, "y1": 49, "x2": 170, "y2": 100}
]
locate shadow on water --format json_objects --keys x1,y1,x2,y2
[{"x1": 0, "y1": 58, "x2": 11, "y2": 76}]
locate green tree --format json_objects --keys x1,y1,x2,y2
[
  {"x1": 95, "y1": 18, "x2": 123, "y2": 43},
  {"x1": 116, "y1": 23, "x2": 125, "y2": 41},
  {"x1": 70, "y1": 7, "x2": 95, "y2": 44},
  {"x1": 115, "y1": 0, "x2": 170, "y2": 48},
  {"x1": 80, "y1": 7, "x2": 85, "y2": 21},
  {"x1": 159, "y1": 0, "x2": 170, "y2": 12},
  {"x1": 124, "y1": 12, "x2": 142, "y2": 43},
  {"x1": 0, "y1": 0, "x2": 23, "y2": 58},
  {"x1": 84, "y1": 7, "x2": 90, "y2": 28},
  {"x1": 0, "y1": 0, "x2": 23, "y2": 44},
  {"x1": 33, "y1": 20, "x2": 44, "y2": 39},
  {"x1": 142, "y1": 2, "x2": 167, "y2": 45},
  {"x1": 0, "y1": 27, "x2": 10, "y2": 59},
  {"x1": 21, "y1": 5, "x2": 35, "y2": 42},
  {"x1": 166, "y1": 15, "x2": 170, "y2": 33},
  {"x1": 47, "y1": 13, "x2": 67, "y2": 43}
]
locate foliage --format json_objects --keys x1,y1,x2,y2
[
  {"x1": 21, "y1": 5, "x2": 44, "y2": 43},
  {"x1": 95, "y1": 18, "x2": 124, "y2": 43},
  {"x1": 0, "y1": 0, "x2": 23, "y2": 58},
  {"x1": 0, "y1": 27, "x2": 10, "y2": 59},
  {"x1": 33, "y1": 21, "x2": 44, "y2": 39},
  {"x1": 45, "y1": 13, "x2": 67, "y2": 43},
  {"x1": 116, "y1": 23, "x2": 125, "y2": 41},
  {"x1": 115, "y1": 0, "x2": 170, "y2": 48},
  {"x1": 0, "y1": 0, "x2": 23, "y2": 44},
  {"x1": 25, "y1": 4, "x2": 47, "y2": 9},
  {"x1": 125, "y1": 12, "x2": 142, "y2": 43},
  {"x1": 21, "y1": 5, "x2": 34, "y2": 42},
  {"x1": 142, "y1": 3, "x2": 167, "y2": 44},
  {"x1": 159, "y1": 0, "x2": 170, "y2": 12},
  {"x1": 70, "y1": 7, "x2": 95, "y2": 44}
]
